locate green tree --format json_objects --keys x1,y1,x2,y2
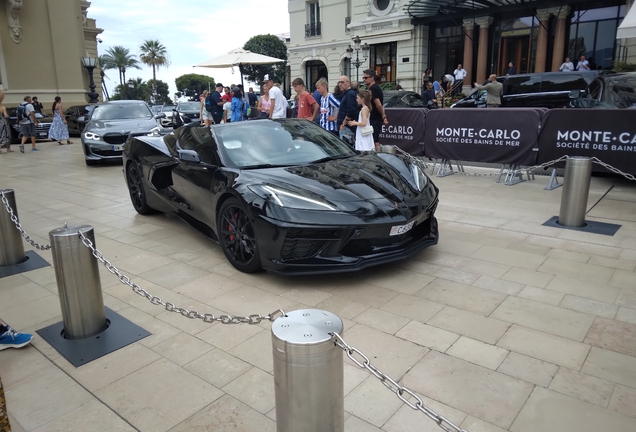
[
  {"x1": 110, "y1": 77, "x2": 151, "y2": 101},
  {"x1": 97, "y1": 54, "x2": 113, "y2": 100},
  {"x1": 175, "y1": 73, "x2": 215, "y2": 98},
  {"x1": 102, "y1": 46, "x2": 141, "y2": 86},
  {"x1": 140, "y1": 40, "x2": 170, "y2": 101},
  {"x1": 149, "y1": 79, "x2": 172, "y2": 104},
  {"x1": 242, "y1": 34, "x2": 287, "y2": 85}
]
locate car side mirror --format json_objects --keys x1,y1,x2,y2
[
  {"x1": 177, "y1": 149, "x2": 200, "y2": 163},
  {"x1": 569, "y1": 89, "x2": 580, "y2": 99},
  {"x1": 154, "y1": 113, "x2": 166, "y2": 119},
  {"x1": 77, "y1": 116, "x2": 86, "y2": 123}
]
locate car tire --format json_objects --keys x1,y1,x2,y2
[
  {"x1": 125, "y1": 162, "x2": 156, "y2": 215},
  {"x1": 217, "y1": 198, "x2": 261, "y2": 273}
]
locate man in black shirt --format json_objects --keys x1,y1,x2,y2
[
  {"x1": 336, "y1": 75, "x2": 358, "y2": 146},
  {"x1": 32, "y1": 97, "x2": 44, "y2": 115},
  {"x1": 209, "y1": 83, "x2": 224, "y2": 124},
  {"x1": 362, "y1": 69, "x2": 388, "y2": 151},
  {"x1": 422, "y1": 82, "x2": 438, "y2": 108}
]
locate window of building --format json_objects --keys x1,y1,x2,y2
[
  {"x1": 496, "y1": 17, "x2": 537, "y2": 76},
  {"x1": 431, "y1": 27, "x2": 463, "y2": 81},
  {"x1": 306, "y1": 60, "x2": 328, "y2": 91},
  {"x1": 370, "y1": 42, "x2": 397, "y2": 84},
  {"x1": 306, "y1": 2, "x2": 321, "y2": 37}
]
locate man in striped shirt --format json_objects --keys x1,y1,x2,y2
[{"x1": 316, "y1": 78, "x2": 340, "y2": 137}]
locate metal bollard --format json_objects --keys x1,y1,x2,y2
[
  {"x1": 558, "y1": 156, "x2": 592, "y2": 227},
  {"x1": 0, "y1": 189, "x2": 26, "y2": 266},
  {"x1": 272, "y1": 309, "x2": 344, "y2": 432},
  {"x1": 49, "y1": 225, "x2": 106, "y2": 339},
  {"x1": 378, "y1": 144, "x2": 396, "y2": 154}
]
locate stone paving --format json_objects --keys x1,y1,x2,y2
[{"x1": 0, "y1": 143, "x2": 635, "y2": 432}]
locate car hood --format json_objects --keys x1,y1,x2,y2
[
  {"x1": 86, "y1": 118, "x2": 158, "y2": 132},
  {"x1": 240, "y1": 153, "x2": 436, "y2": 213}
]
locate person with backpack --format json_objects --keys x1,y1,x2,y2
[
  {"x1": 17, "y1": 96, "x2": 40, "y2": 153},
  {"x1": 206, "y1": 83, "x2": 224, "y2": 125}
]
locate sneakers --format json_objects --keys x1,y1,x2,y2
[
  {"x1": 19, "y1": 144, "x2": 24, "y2": 153},
  {"x1": 0, "y1": 327, "x2": 33, "y2": 350},
  {"x1": 32, "y1": 148, "x2": 39, "y2": 152}
]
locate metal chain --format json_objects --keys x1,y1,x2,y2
[
  {"x1": 77, "y1": 231, "x2": 285, "y2": 324},
  {"x1": 0, "y1": 192, "x2": 51, "y2": 250},
  {"x1": 592, "y1": 157, "x2": 636, "y2": 181},
  {"x1": 330, "y1": 332, "x2": 468, "y2": 432}
]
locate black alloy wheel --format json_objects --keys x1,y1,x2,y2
[
  {"x1": 126, "y1": 162, "x2": 155, "y2": 215},
  {"x1": 217, "y1": 198, "x2": 261, "y2": 273}
]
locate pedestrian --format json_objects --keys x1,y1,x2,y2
[
  {"x1": 207, "y1": 83, "x2": 225, "y2": 125},
  {"x1": 315, "y1": 78, "x2": 340, "y2": 137},
  {"x1": 559, "y1": 57, "x2": 575, "y2": 72},
  {"x1": 31, "y1": 96, "x2": 44, "y2": 115},
  {"x1": 507, "y1": 62, "x2": 516, "y2": 76},
  {"x1": 362, "y1": 69, "x2": 388, "y2": 152},
  {"x1": 332, "y1": 84, "x2": 343, "y2": 101},
  {"x1": 453, "y1": 64, "x2": 467, "y2": 95},
  {"x1": 263, "y1": 74, "x2": 287, "y2": 119},
  {"x1": 349, "y1": 90, "x2": 374, "y2": 151},
  {"x1": 0, "y1": 90, "x2": 13, "y2": 153},
  {"x1": 257, "y1": 85, "x2": 271, "y2": 118},
  {"x1": 473, "y1": 74, "x2": 503, "y2": 107},
  {"x1": 336, "y1": 75, "x2": 359, "y2": 146},
  {"x1": 17, "y1": 96, "x2": 39, "y2": 152},
  {"x1": 422, "y1": 68, "x2": 432, "y2": 95},
  {"x1": 48, "y1": 96, "x2": 72, "y2": 145},
  {"x1": 230, "y1": 88, "x2": 247, "y2": 122},
  {"x1": 292, "y1": 77, "x2": 318, "y2": 121},
  {"x1": 576, "y1": 55, "x2": 590, "y2": 71},
  {"x1": 433, "y1": 78, "x2": 442, "y2": 98},
  {"x1": 422, "y1": 82, "x2": 438, "y2": 108},
  {"x1": 247, "y1": 87, "x2": 258, "y2": 107},
  {"x1": 222, "y1": 86, "x2": 232, "y2": 103}
]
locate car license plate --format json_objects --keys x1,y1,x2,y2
[
  {"x1": 111, "y1": 145, "x2": 123, "y2": 151},
  {"x1": 390, "y1": 221, "x2": 415, "y2": 236},
  {"x1": 38, "y1": 132, "x2": 47, "y2": 137}
]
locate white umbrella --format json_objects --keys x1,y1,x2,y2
[{"x1": 194, "y1": 48, "x2": 285, "y2": 89}]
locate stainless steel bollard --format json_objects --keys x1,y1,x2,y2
[
  {"x1": 558, "y1": 156, "x2": 592, "y2": 227},
  {"x1": 272, "y1": 309, "x2": 344, "y2": 432},
  {"x1": 378, "y1": 144, "x2": 396, "y2": 154},
  {"x1": 49, "y1": 225, "x2": 106, "y2": 339},
  {"x1": 0, "y1": 189, "x2": 26, "y2": 266}
]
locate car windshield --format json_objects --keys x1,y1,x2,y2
[
  {"x1": 162, "y1": 105, "x2": 176, "y2": 112},
  {"x1": 92, "y1": 103, "x2": 152, "y2": 121},
  {"x1": 215, "y1": 120, "x2": 357, "y2": 168},
  {"x1": 178, "y1": 102, "x2": 199, "y2": 111},
  {"x1": 151, "y1": 106, "x2": 162, "y2": 113}
]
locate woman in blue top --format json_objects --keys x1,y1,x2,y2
[{"x1": 230, "y1": 88, "x2": 245, "y2": 122}]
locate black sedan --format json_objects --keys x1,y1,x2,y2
[
  {"x1": 173, "y1": 101, "x2": 201, "y2": 124},
  {"x1": 383, "y1": 91, "x2": 427, "y2": 108},
  {"x1": 64, "y1": 104, "x2": 95, "y2": 135},
  {"x1": 123, "y1": 119, "x2": 439, "y2": 275}
]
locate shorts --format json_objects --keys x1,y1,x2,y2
[
  {"x1": 20, "y1": 123, "x2": 36, "y2": 138},
  {"x1": 370, "y1": 119, "x2": 383, "y2": 143},
  {"x1": 202, "y1": 110, "x2": 214, "y2": 121}
]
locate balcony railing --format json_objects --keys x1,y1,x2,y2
[{"x1": 305, "y1": 22, "x2": 321, "y2": 38}]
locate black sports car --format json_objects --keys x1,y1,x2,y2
[{"x1": 123, "y1": 119, "x2": 439, "y2": 274}]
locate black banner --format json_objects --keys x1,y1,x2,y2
[
  {"x1": 538, "y1": 109, "x2": 636, "y2": 176},
  {"x1": 380, "y1": 108, "x2": 427, "y2": 156},
  {"x1": 424, "y1": 108, "x2": 540, "y2": 165}
]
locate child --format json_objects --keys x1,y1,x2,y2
[{"x1": 349, "y1": 90, "x2": 374, "y2": 151}]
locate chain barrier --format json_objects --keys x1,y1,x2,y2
[
  {"x1": 77, "y1": 231, "x2": 285, "y2": 324},
  {"x1": 592, "y1": 157, "x2": 636, "y2": 181},
  {"x1": 0, "y1": 192, "x2": 51, "y2": 250},
  {"x1": 330, "y1": 332, "x2": 468, "y2": 432}
]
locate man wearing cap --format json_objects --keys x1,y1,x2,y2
[
  {"x1": 264, "y1": 74, "x2": 287, "y2": 119},
  {"x1": 209, "y1": 83, "x2": 225, "y2": 124}
]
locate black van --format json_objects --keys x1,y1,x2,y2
[{"x1": 451, "y1": 71, "x2": 601, "y2": 109}]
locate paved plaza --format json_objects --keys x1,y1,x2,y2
[{"x1": 0, "y1": 143, "x2": 635, "y2": 432}]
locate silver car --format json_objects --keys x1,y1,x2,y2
[{"x1": 81, "y1": 101, "x2": 164, "y2": 166}]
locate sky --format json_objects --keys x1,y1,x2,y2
[{"x1": 89, "y1": 0, "x2": 290, "y2": 102}]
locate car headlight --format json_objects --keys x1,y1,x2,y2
[
  {"x1": 249, "y1": 185, "x2": 337, "y2": 211},
  {"x1": 84, "y1": 131, "x2": 101, "y2": 140},
  {"x1": 411, "y1": 164, "x2": 428, "y2": 191}
]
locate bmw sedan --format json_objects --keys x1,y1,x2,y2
[
  {"x1": 81, "y1": 101, "x2": 164, "y2": 166},
  {"x1": 123, "y1": 119, "x2": 439, "y2": 275}
]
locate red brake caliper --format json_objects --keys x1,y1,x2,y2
[{"x1": 228, "y1": 212, "x2": 236, "y2": 241}]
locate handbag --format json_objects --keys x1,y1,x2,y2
[{"x1": 360, "y1": 123, "x2": 373, "y2": 136}]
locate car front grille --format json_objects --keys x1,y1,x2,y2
[
  {"x1": 91, "y1": 149, "x2": 122, "y2": 157},
  {"x1": 280, "y1": 228, "x2": 343, "y2": 260},
  {"x1": 102, "y1": 133, "x2": 128, "y2": 145},
  {"x1": 339, "y1": 218, "x2": 431, "y2": 257}
]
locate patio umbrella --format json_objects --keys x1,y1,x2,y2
[{"x1": 194, "y1": 48, "x2": 285, "y2": 89}]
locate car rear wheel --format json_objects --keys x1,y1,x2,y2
[
  {"x1": 217, "y1": 198, "x2": 261, "y2": 273},
  {"x1": 126, "y1": 162, "x2": 156, "y2": 215}
]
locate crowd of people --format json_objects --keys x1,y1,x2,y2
[{"x1": 197, "y1": 70, "x2": 389, "y2": 152}]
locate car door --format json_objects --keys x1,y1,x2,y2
[
  {"x1": 539, "y1": 73, "x2": 589, "y2": 108},
  {"x1": 169, "y1": 127, "x2": 220, "y2": 226},
  {"x1": 502, "y1": 74, "x2": 543, "y2": 107},
  {"x1": 65, "y1": 106, "x2": 79, "y2": 134}
]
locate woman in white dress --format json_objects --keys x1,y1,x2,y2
[
  {"x1": 48, "y1": 96, "x2": 72, "y2": 145},
  {"x1": 349, "y1": 90, "x2": 374, "y2": 151}
]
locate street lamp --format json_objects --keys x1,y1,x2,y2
[
  {"x1": 81, "y1": 56, "x2": 99, "y2": 103},
  {"x1": 127, "y1": 79, "x2": 135, "y2": 100},
  {"x1": 345, "y1": 36, "x2": 370, "y2": 82}
]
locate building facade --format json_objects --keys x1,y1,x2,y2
[
  {"x1": 289, "y1": 0, "x2": 634, "y2": 95},
  {"x1": 0, "y1": 0, "x2": 103, "y2": 109}
]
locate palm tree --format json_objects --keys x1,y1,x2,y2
[
  {"x1": 139, "y1": 40, "x2": 169, "y2": 101},
  {"x1": 97, "y1": 55, "x2": 113, "y2": 100},
  {"x1": 102, "y1": 46, "x2": 140, "y2": 86}
]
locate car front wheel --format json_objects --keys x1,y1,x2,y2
[
  {"x1": 126, "y1": 162, "x2": 156, "y2": 215},
  {"x1": 217, "y1": 198, "x2": 261, "y2": 273}
]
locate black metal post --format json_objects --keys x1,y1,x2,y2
[{"x1": 84, "y1": 66, "x2": 99, "y2": 103}]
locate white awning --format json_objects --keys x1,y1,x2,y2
[{"x1": 617, "y1": 5, "x2": 636, "y2": 39}]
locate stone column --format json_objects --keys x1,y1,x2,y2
[
  {"x1": 534, "y1": 9, "x2": 552, "y2": 73},
  {"x1": 475, "y1": 16, "x2": 493, "y2": 84},
  {"x1": 550, "y1": 6, "x2": 571, "y2": 71},
  {"x1": 462, "y1": 20, "x2": 475, "y2": 93}
]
